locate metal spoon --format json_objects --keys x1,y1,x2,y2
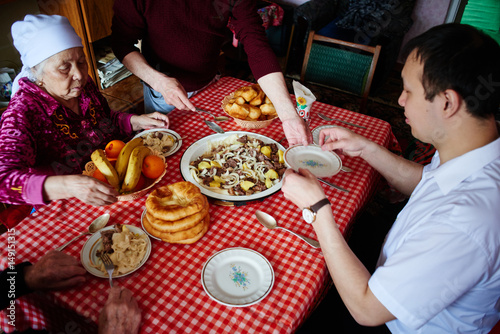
[
  {"x1": 56, "y1": 213, "x2": 110, "y2": 251},
  {"x1": 204, "y1": 120, "x2": 225, "y2": 133},
  {"x1": 255, "y1": 210, "x2": 320, "y2": 248},
  {"x1": 196, "y1": 107, "x2": 229, "y2": 122},
  {"x1": 318, "y1": 113, "x2": 366, "y2": 129}
]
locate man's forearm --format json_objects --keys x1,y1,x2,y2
[
  {"x1": 362, "y1": 141, "x2": 423, "y2": 196},
  {"x1": 312, "y1": 209, "x2": 395, "y2": 326}
]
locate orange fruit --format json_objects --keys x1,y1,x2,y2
[
  {"x1": 93, "y1": 168, "x2": 109, "y2": 184},
  {"x1": 133, "y1": 173, "x2": 146, "y2": 192},
  {"x1": 142, "y1": 155, "x2": 165, "y2": 179},
  {"x1": 105, "y1": 140, "x2": 126, "y2": 159}
]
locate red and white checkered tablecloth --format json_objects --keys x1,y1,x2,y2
[{"x1": 0, "y1": 77, "x2": 399, "y2": 333}]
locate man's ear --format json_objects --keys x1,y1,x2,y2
[{"x1": 442, "y1": 89, "x2": 462, "y2": 118}]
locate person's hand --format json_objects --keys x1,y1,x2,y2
[
  {"x1": 130, "y1": 112, "x2": 170, "y2": 131},
  {"x1": 282, "y1": 168, "x2": 326, "y2": 209},
  {"x1": 23, "y1": 250, "x2": 86, "y2": 291},
  {"x1": 62, "y1": 175, "x2": 119, "y2": 206},
  {"x1": 282, "y1": 118, "x2": 312, "y2": 146},
  {"x1": 98, "y1": 286, "x2": 141, "y2": 334},
  {"x1": 153, "y1": 74, "x2": 195, "y2": 111},
  {"x1": 319, "y1": 127, "x2": 372, "y2": 159}
]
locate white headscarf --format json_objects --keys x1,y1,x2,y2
[{"x1": 11, "y1": 14, "x2": 83, "y2": 97}]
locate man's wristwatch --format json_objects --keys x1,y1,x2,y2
[{"x1": 302, "y1": 198, "x2": 331, "y2": 224}]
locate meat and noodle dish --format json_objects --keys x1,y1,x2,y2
[{"x1": 189, "y1": 134, "x2": 286, "y2": 196}]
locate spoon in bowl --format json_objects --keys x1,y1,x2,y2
[
  {"x1": 56, "y1": 213, "x2": 110, "y2": 251},
  {"x1": 255, "y1": 210, "x2": 320, "y2": 248}
]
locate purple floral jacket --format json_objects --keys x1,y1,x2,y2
[{"x1": 0, "y1": 77, "x2": 133, "y2": 205}]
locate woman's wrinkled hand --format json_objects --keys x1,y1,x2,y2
[
  {"x1": 64, "y1": 175, "x2": 119, "y2": 206},
  {"x1": 282, "y1": 168, "x2": 326, "y2": 209},
  {"x1": 130, "y1": 112, "x2": 170, "y2": 131},
  {"x1": 24, "y1": 250, "x2": 86, "y2": 291},
  {"x1": 98, "y1": 286, "x2": 141, "y2": 334}
]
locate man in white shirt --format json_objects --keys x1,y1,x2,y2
[{"x1": 283, "y1": 23, "x2": 500, "y2": 333}]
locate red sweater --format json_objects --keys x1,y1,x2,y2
[{"x1": 112, "y1": 0, "x2": 282, "y2": 92}]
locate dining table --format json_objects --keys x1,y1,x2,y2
[{"x1": 0, "y1": 76, "x2": 400, "y2": 333}]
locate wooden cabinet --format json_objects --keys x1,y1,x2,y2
[{"x1": 37, "y1": 0, "x2": 114, "y2": 88}]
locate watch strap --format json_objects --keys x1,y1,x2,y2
[{"x1": 310, "y1": 198, "x2": 330, "y2": 213}]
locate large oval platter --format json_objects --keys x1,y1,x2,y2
[{"x1": 180, "y1": 131, "x2": 286, "y2": 203}]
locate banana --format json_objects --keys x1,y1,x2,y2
[
  {"x1": 91, "y1": 149, "x2": 120, "y2": 190},
  {"x1": 115, "y1": 137, "x2": 143, "y2": 181},
  {"x1": 121, "y1": 146, "x2": 151, "y2": 193}
]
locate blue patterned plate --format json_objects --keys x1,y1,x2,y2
[
  {"x1": 284, "y1": 144, "x2": 342, "y2": 178},
  {"x1": 201, "y1": 247, "x2": 274, "y2": 307}
]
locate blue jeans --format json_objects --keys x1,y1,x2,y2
[{"x1": 142, "y1": 75, "x2": 220, "y2": 114}]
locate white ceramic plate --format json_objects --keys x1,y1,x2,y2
[
  {"x1": 133, "y1": 129, "x2": 182, "y2": 157},
  {"x1": 312, "y1": 125, "x2": 341, "y2": 145},
  {"x1": 180, "y1": 131, "x2": 286, "y2": 202},
  {"x1": 140, "y1": 209, "x2": 161, "y2": 241},
  {"x1": 284, "y1": 144, "x2": 342, "y2": 178},
  {"x1": 81, "y1": 225, "x2": 151, "y2": 278},
  {"x1": 201, "y1": 248, "x2": 274, "y2": 307}
]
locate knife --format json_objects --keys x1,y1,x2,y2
[{"x1": 318, "y1": 178, "x2": 350, "y2": 193}]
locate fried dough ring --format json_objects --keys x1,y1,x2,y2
[
  {"x1": 146, "y1": 182, "x2": 207, "y2": 221},
  {"x1": 144, "y1": 213, "x2": 210, "y2": 244},
  {"x1": 145, "y1": 200, "x2": 209, "y2": 233}
]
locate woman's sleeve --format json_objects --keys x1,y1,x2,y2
[
  {"x1": 0, "y1": 104, "x2": 48, "y2": 206},
  {"x1": 231, "y1": 0, "x2": 282, "y2": 80}
]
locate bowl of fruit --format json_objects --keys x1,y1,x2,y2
[{"x1": 84, "y1": 137, "x2": 168, "y2": 201}]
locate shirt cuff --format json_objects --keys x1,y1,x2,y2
[{"x1": 24, "y1": 174, "x2": 49, "y2": 205}]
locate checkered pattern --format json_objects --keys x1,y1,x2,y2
[{"x1": 0, "y1": 77, "x2": 399, "y2": 333}]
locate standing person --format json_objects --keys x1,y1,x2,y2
[
  {"x1": 111, "y1": 0, "x2": 310, "y2": 146},
  {"x1": 282, "y1": 23, "x2": 500, "y2": 332},
  {"x1": 0, "y1": 14, "x2": 170, "y2": 207}
]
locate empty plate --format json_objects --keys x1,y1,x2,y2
[
  {"x1": 284, "y1": 144, "x2": 342, "y2": 178},
  {"x1": 201, "y1": 248, "x2": 274, "y2": 307}
]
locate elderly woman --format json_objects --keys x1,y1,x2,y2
[{"x1": 0, "y1": 14, "x2": 170, "y2": 207}]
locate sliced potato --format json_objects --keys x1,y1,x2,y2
[
  {"x1": 240, "y1": 180, "x2": 255, "y2": 192},
  {"x1": 198, "y1": 161, "x2": 211, "y2": 170}
]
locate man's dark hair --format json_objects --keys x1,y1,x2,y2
[{"x1": 402, "y1": 23, "x2": 500, "y2": 118}]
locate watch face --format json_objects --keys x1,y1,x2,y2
[{"x1": 302, "y1": 208, "x2": 314, "y2": 224}]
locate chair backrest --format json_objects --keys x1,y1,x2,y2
[{"x1": 301, "y1": 31, "x2": 381, "y2": 112}]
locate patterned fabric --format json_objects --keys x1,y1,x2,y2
[
  {"x1": 258, "y1": 4, "x2": 284, "y2": 29},
  {"x1": 336, "y1": 0, "x2": 415, "y2": 37},
  {"x1": 0, "y1": 76, "x2": 401, "y2": 333},
  {"x1": 0, "y1": 77, "x2": 133, "y2": 206},
  {"x1": 404, "y1": 138, "x2": 436, "y2": 165}
]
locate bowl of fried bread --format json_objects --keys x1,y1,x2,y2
[{"x1": 221, "y1": 84, "x2": 278, "y2": 129}]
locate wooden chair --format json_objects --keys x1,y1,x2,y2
[{"x1": 301, "y1": 31, "x2": 381, "y2": 113}]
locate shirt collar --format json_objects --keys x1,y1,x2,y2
[{"x1": 425, "y1": 137, "x2": 500, "y2": 195}]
